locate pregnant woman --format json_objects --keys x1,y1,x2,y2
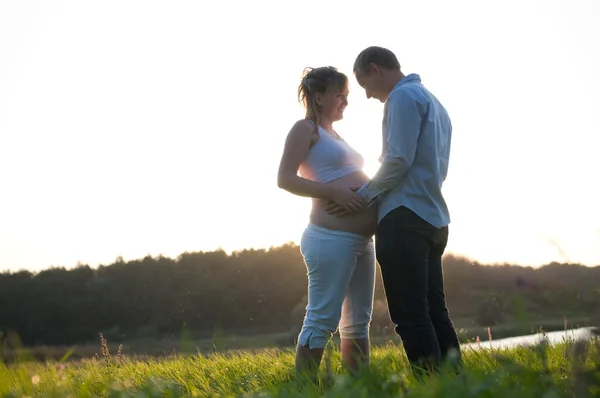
[{"x1": 277, "y1": 66, "x2": 378, "y2": 381}]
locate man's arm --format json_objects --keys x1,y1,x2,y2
[{"x1": 357, "y1": 90, "x2": 423, "y2": 206}]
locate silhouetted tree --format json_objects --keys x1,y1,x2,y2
[{"x1": 0, "y1": 244, "x2": 598, "y2": 346}]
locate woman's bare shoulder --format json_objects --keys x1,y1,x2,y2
[
  {"x1": 290, "y1": 119, "x2": 316, "y2": 133},
  {"x1": 286, "y1": 119, "x2": 318, "y2": 143}
]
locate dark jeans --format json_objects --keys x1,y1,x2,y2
[{"x1": 375, "y1": 206, "x2": 461, "y2": 375}]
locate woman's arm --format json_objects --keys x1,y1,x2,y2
[
  {"x1": 277, "y1": 120, "x2": 365, "y2": 211},
  {"x1": 277, "y1": 120, "x2": 334, "y2": 199}
]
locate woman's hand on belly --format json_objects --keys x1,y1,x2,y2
[
  {"x1": 323, "y1": 198, "x2": 370, "y2": 218},
  {"x1": 311, "y1": 197, "x2": 378, "y2": 235},
  {"x1": 319, "y1": 171, "x2": 372, "y2": 218}
]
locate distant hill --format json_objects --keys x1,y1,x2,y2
[{"x1": 1, "y1": 243, "x2": 598, "y2": 347}]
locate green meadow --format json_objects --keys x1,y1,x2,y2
[{"x1": 1, "y1": 332, "x2": 599, "y2": 397}]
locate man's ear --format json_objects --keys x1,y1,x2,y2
[{"x1": 369, "y1": 62, "x2": 381, "y2": 76}]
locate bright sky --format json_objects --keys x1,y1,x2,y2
[{"x1": 1, "y1": 0, "x2": 599, "y2": 272}]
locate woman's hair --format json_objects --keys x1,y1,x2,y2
[{"x1": 297, "y1": 66, "x2": 348, "y2": 125}]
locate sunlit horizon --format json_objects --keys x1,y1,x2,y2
[{"x1": 1, "y1": 0, "x2": 599, "y2": 272}]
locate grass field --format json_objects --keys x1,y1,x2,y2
[
  {"x1": 1, "y1": 333, "x2": 599, "y2": 397},
  {"x1": 3, "y1": 316, "x2": 593, "y2": 364}
]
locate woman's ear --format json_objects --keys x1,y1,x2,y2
[{"x1": 314, "y1": 93, "x2": 322, "y2": 106}]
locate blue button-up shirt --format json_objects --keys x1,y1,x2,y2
[{"x1": 356, "y1": 73, "x2": 452, "y2": 228}]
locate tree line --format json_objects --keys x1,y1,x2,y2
[{"x1": 1, "y1": 243, "x2": 599, "y2": 346}]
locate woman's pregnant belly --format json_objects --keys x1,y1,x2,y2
[{"x1": 310, "y1": 171, "x2": 378, "y2": 236}]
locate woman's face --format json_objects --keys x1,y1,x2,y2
[{"x1": 316, "y1": 87, "x2": 349, "y2": 122}]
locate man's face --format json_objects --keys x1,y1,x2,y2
[{"x1": 355, "y1": 64, "x2": 388, "y2": 103}]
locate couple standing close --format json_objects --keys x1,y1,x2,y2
[{"x1": 277, "y1": 46, "x2": 461, "y2": 381}]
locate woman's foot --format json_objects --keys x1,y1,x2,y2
[
  {"x1": 295, "y1": 343, "x2": 325, "y2": 383},
  {"x1": 341, "y1": 338, "x2": 370, "y2": 374}
]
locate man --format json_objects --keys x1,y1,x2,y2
[{"x1": 328, "y1": 46, "x2": 461, "y2": 376}]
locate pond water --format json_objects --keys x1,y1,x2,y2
[{"x1": 465, "y1": 327, "x2": 597, "y2": 350}]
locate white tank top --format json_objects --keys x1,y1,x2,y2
[{"x1": 298, "y1": 121, "x2": 364, "y2": 183}]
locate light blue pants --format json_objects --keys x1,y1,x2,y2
[{"x1": 298, "y1": 223, "x2": 376, "y2": 349}]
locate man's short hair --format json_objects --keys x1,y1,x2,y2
[{"x1": 353, "y1": 46, "x2": 401, "y2": 75}]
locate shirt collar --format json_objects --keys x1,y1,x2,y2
[{"x1": 393, "y1": 73, "x2": 421, "y2": 90}]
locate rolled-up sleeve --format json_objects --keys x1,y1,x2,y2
[{"x1": 357, "y1": 90, "x2": 422, "y2": 206}]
